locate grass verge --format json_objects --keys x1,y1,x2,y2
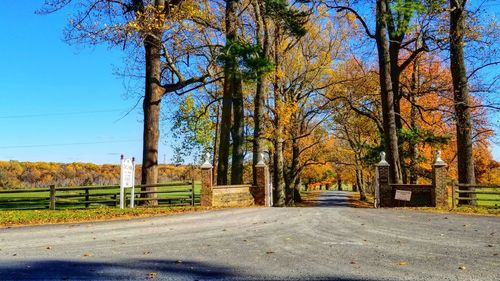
[
  {"x1": 0, "y1": 206, "x2": 216, "y2": 228},
  {"x1": 296, "y1": 191, "x2": 322, "y2": 207},
  {"x1": 347, "y1": 192, "x2": 499, "y2": 215},
  {"x1": 348, "y1": 192, "x2": 374, "y2": 208},
  {"x1": 394, "y1": 206, "x2": 500, "y2": 216}
]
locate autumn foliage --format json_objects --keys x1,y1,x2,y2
[{"x1": 0, "y1": 161, "x2": 197, "y2": 189}]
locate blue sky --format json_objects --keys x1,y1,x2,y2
[
  {"x1": 0, "y1": 1, "x2": 174, "y2": 164},
  {"x1": 0, "y1": 1, "x2": 499, "y2": 164}
]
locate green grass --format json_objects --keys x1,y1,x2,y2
[
  {"x1": 0, "y1": 184, "x2": 202, "y2": 210},
  {"x1": 0, "y1": 205, "x2": 213, "y2": 227},
  {"x1": 452, "y1": 187, "x2": 500, "y2": 208},
  {"x1": 475, "y1": 188, "x2": 500, "y2": 207}
]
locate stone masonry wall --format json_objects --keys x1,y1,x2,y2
[{"x1": 212, "y1": 185, "x2": 254, "y2": 207}]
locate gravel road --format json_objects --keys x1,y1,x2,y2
[{"x1": 0, "y1": 191, "x2": 498, "y2": 281}]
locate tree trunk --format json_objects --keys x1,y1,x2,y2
[
  {"x1": 272, "y1": 26, "x2": 286, "y2": 207},
  {"x1": 212, "y1": 102, "x2": 221, "y2": 184},
  {"x1": 140, "y1": 33, "x2": 162, "y2": 206},
  {"x1": 252, "y1": 0, "x2": 268, "y2": 186},
  {"x1": 355, "y1": 161, "x2": 366, "y2": 201},
  {"x1": 293, "y1": 176, "x2": 302, "y2": 203},
  {"x1": 273, "y1": 140, "x2": 286, "y2": 206},
  {"x1": 376, "y1": 0, "x2": 402, "y2": 184},
  {"x1": 285, "y1": 136, "x2": 300, "y2": 206},
  {"x1": 229, "y1": 0, "x2": 244, "y2": 185},
  {"x1": 450, "y1": 0, "x2": 476, "y2": 205},
  {"x1": 231, "y1": 76, "x2": 244, "y2": 184},
  {"x1": 217, "y1": 0, "x2": 239, "y2": 186},
  {"x1": 359, "y1": 164, "x2": 366, "y2": 201},
  {"x1": 409, "y1": 51, "x2": 419, "y2": 184}
]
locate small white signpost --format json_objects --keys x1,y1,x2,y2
[
  {"x1": 120, "y1": 155, "x2": 136, "y2": 209},
  {"x1": 395, "y1": 190, "x2": 412, "y2": 201}
]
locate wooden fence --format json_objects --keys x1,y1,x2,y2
[
  {"x1": 0, "y1": 182, "x2": 199, "y2": 210},
  {"x1": 452, "y1": 183, "x2": 500, "y2": 208}
]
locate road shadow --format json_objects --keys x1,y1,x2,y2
[
  {"x1": 303, "y1": 191, "x2": 351, "y2": 208},
  {"x1": 0, "y1": 259, "x2": 234, "y2": 280},
  {"x1": 0, "y1": 258, "x2": 381, "y2": 280}
]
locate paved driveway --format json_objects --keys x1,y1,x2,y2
[{"x1": 0, "y1": 191, "x2": 498, "y2": 280}]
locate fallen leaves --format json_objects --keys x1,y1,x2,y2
[
  {"x1": 146, "y1": 272, "x2": 158, "y2": 279},
  {"x1": 399, "y1": 261, "x2": 407, "y2": 266}
]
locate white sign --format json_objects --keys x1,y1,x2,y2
[
  {"x1": 120, "y1": 157, "x2": 136, "y2": 209},
  {"x1": 121, "y1": 159, "x2": 135, "y2": 188},
  {"x1": 395, "y1": 190, "x2": 412, "y2": 201}
]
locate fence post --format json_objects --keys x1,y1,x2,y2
[
  {"x1": 253, "y1": 153, "x2": 270, "y2": 206},
  {"x1": 49, "y1": 185, "x2": 56, "y2": 210},
  {"x1": 432, "y1": 151, "x2": 448, "y2": 208},
  {"x1": 200, "y1": 153, "x2": 213, "y2": 207},
  {"x1": 451, "y1": 182, "x2": 456, "y2": 209},
  {"x1": 191, "y1": 180, "x2": 196, "y2": 206},
  {"x1": 376, "y1": 152, "x2": 391, "y2": 207},
  {"x1": 85, "y1": 188, "x2": 90, "y2": 208}
]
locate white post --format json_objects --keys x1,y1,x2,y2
[
  {"x1": 120, "y1": 155, "x2": 135, "y2": 209},
  {"x1": 130, "y1": 157, "x2": 136, "y2": 208},
  {"x1": 120, "y1": 155, "x2": 125, "y2": 209}
]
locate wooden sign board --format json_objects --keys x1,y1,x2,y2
[{"x1": 395, "y1": 190, "x2": 412, "y2": 201}]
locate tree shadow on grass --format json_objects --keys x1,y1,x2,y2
[{"x1": 0, "y1": 258, "x2": 380, "y2": 280}]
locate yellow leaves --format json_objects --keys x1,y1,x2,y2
[
  {"x1": 147, "y1": 272, "x2": 158, "y2": 279},
  {"x1": 346, "y1": 13, "x2": 358, "y2": 30},
  {"x1": 125, "y1": 1, "x2": 202, "y2": 37}
]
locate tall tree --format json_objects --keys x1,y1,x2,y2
[
  {"x1": 41, "y1": 0, "x2": 211, "y2": 205},
  {"x1": 325, "y1": 1, "x2": 403, "y2": 183},
  {"x1": 449, "y1": 0, "x2": 475, "y2": 204},
  {"x1": 375, "y1": 0, "x2": 402, "y2": 183},
  {"x1": 252, "y1": 0, "x2": 270, "y2": 186},
  {"x1": 217, "y1": 0, "x2": 244, "y2": 185}
]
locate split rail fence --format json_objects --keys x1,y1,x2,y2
[
  {"x1": 452, "y1": 183, "x2": 500, "y2": 209},
  {"x1": 0, "y1": 182, "x2": 199, "y2": 210}
]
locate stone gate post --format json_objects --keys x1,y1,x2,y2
[
  {"x1": 200, "y1": 153, "x2": 213, "y2": 207},
  {"x1": 377, "y1": 152, "x2": 392, "y2": 207},
  {"x1": 432, "y1": 151, "x2": 448, "y2": 208},
  {"x1": 252, "y1": 153, "x2": 271, "y2": 206}
]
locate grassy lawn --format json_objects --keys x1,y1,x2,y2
[
  {"x1": 451, "y1": 187, "x2": 500, "y2": 208},
  {"x1": 474, "y1": 188, "x2": 500, "y2": 208},
  {"x1": 0, "y1": 206, "x2": 214, "y2": 227},
  {"x1": 0, "y1": 183, "x2": 202, "y2": 210}
]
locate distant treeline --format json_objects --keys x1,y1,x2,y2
[{"x1": 0, "y1": 161, "x2": 199, "y2": 189}]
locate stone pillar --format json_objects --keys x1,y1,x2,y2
[
  {"x1": 376, "y1": 152, "x2": 392, "y2": 207},
  {"x1": 432, "y1": 151, "x2": 448, "y2": 208},
  {"x1": 200, "y1": 153, "x2": 213, "y2": 207},
  {"x1": 252, "y1": 153, "x2": 270, "y2": 206}
]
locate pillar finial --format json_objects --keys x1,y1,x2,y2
[
  {"x1": 377, "y1": 151, "x2": 389, "y2": 166},
  {"x1": 256, "y1": 152, "x2": 266, "y2": 166},
  {"x1": 201, "y1": 152, "x2": 213, "y2": 168},
  {"x1": 433, "y1": 150, "x2": 446, "y2": 166}
]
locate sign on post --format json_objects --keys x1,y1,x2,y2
[
  {"x1": 120, "y1": 155, "x2": 136, "y2": 209},
  {"x1": 395, "y1": 190, "x2": 412, "y2": 201}
]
